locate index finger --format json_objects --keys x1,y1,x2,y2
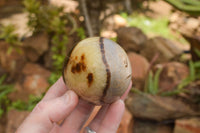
[{"x1": 42, "y1": 77, "x2": 68, "y2": 101}]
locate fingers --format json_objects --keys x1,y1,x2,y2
[
  {"x1": 88, "y1": 81, "x2": 132, "y2": 132},
  {"x1": 59, "y1": 99, "x2": 95, "y2": 133},
  {"x1": 43, "y1": 77, "x2": 68, "y2": 101},
  {"x1": 87, "y1": 100, "x2": 125, "y2": 133},
  {"x1": 98, "y1": 100, "x2": 125, "y2": 133},
  {"x1": 16, "y1": 90, "x2": 78, "y2": 133}
]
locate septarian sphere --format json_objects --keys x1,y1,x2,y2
[{"x1": 63, "y1": 37, "x2": 132, "y2": 105}]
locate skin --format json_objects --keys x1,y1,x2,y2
[{"x1": 16, "y1": 77, "x2": 132, "y2": 133}]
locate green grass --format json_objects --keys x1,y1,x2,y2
[
  {"x1": 178, "y1": 51, "x2": 200, "y2": 89},
  {"x1": 10, "y1": 94, "x2": 43, "y2": 111},
  {"x1": 0, "y1": 24, "x2": 22, "y2": 54},
  {"x1": 0, "y1": 75, "x2": 14, "y2": 118},
  {"x1": 0, "y1": 74, "x2": 44, "y2": 117},
  {"x1": 120, "y1": 12, "x2": 187, "y2": 44},
  {"x1": 144, "y1": 68, "x2": 162, "y2": 95}
]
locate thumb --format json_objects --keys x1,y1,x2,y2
[{"x1": 16, "y1": 90, "x2": 78, "y2": 133}]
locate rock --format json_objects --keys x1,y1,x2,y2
[
  {"x1": 144, "y1": 0, "x2": 172, "y2": 18},
  {"x1": 181, "y1": 81, "x2": 200, "y2": 109},
  {"x1": 103, "y1": 14, "x2": 127, "y2": 31},
  {"x1": 170, "y1": 13, "x2": 179, "y2": 23},
  {"x1": 174, "y1": 118, "x2": 200, "y2": 133},
  {"x1": 169, "y1": 11, "x2": 200, "y2": 38},
  {"x1": 197, "y1": 27, "x2": 200, "y2": 36},
  {"x1": 0, "y1": 123, "x2": 5, "y2": 133},
  {"x1": 43, "y1": 50, "x2": 54, "y2": 69},
  {"x1": 117, "y1": 27, "x2": 148, "y2": 52},
  {"x1": 140, "y1": 37, "x2": 182, "y2": 63},
  {"x1": 0, "y1": 0, "x2": 5, "y2": 7},
  {"x1": 185, "y1": 18, "x2": 200, "y2": 32},
  {"x1": 157, "y1": 62, "x2": 189, "y2": 91},
  {"x1": 23, "y1": 74, "x2": 49, "y2": 96},
  {"x1": 0, "y1": 116, "x2": 6, "y2": 133},
  {"x1": 101, "y1": 30, "x2": 117, "y2": 38},
  {"x1": 117, "y1": 108, "x2": 133, "y2": 133},
  {"x1": 0, "y1": 13, "x2": 30, "y2": 38},
  {"x1": 22, "y1": 63, "x2": 51, "y2": 79},
  {"x1": 8, "y1": 63, "x2": 51, "y2": 99},
  {"x1": 113, "y1": 15, "x2": 127, "y2": 29},
  {"x1": 0, "y1": 4, "x2": 23, "y2": 18},
  {"x1": 0, "y1": 0, "x2": 21, "y2": 7},
  {"x1": 128, "y1": 52, "x2": 150, "y2": 80},
  {"x1": 23, "y1": 32, "x2": 49, "y2": 62},
  {"x1": 133, "y1": 118, "x2": 173, "y2": 133},
  {"x1": 5, "y1": 109, "x2": 29, "y2": 133},
  {"x1": 49, "y1": 0, "x2": 78, "y2": 13},
  {"x1": 0, "y1": 65, "x2": 6, "y2": 77},
  {"x1": 170, "y1": 23, "x2": 179, "y2": 30},
  {"x1": 0, "y1": 41, "x2": 26, "y2": 79},
  {"x1": 8, "y1": 82, "x2": 30, "y2": 101},
  {"x1": 128, "y1": 52, "x2": 150, "y2": 90},
  {"x1": 183, "y1": 35, "x2": 200, "y2": 61},
  {"x1": 126, "y1": 93, "x2": 199, "y2": 121}
]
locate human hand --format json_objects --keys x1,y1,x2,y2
[{"x1": 16, "y1": 77, "x2": 132, "y2": 133}]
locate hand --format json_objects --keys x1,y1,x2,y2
[{"x1": 16, "y1": 77, "x2": 132, "y2": 133}]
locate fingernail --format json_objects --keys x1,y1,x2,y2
[
  {"x1": 118, "y1": 99, "x2": 124, "y2": 105},
  {"x1": 63, "y1": 90, "x2": 78, "y2": 104}
]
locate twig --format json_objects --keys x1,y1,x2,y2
[
  {"x1": 80, "y1": 0, "x2": 94, "y2": 37},
  {"x1": 65, "y1": 14, "x2": 77, "y2": 35},
  {"x1": 125, "y1": 0, "x2": 132, "y2": 14}
]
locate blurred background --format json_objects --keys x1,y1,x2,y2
[{"x1": 0, "y1": 0, "x2": 200, "y2": 133}]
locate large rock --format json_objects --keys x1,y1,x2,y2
[
  {"x1": 22, "y1": 63, "x2": 51, "y2": 79},
  {"x1": 8, "y1": 63, "x2": 51, "y2": 100},
  {"x1": 49, "y1": 0, "x2": 78, "y2": 13},
  {"x1": 133, "y1": 119, "x2": 173, "y2": 133},
  {"x1": 182, "y1": 81, "x2": 200, "y2": 110},
  {"x1": 103, "y1": 14, "x2": 127, "y2": 31},
  {"x1": 22, "y1": 63, "x2": 50, "y2": 93},
  {"x1": 0, "y1": 116, "x2": 6, "y2": 133},
  {"x1": 128, "y1": 52, "x2": 150, "y2": 90},
  {"x1": 183, "y1": 35, "x2": 200, "y2": 61},
  {"x1": 128, "y1": 52, "x2": 150, "y2": 80},
  {"x1": 0, "y1": 123, "x2": 5, "y2": 133},
  {"x1": 0, "y1": 41, "x2": 26, "y2": 79},
  {"x1": 126, "y1": 93, "x2": 199, "y2": 121},
  {"x1": 0, "y1": 65, "x2": 6, "y2": 77},
  {"x1": 5, "y1": 109, "x2": 29, "y2": 133},
  {"x1": 158, "y1": 62, "x2": 189, "y2": 91},
  {"x1": 22, "y1": 63, "x2": 51, "y2": 96},
  {"x1": 23, "y1": 32, "x2": 49, "y2": 62},
  {"x1": 117, "y1": 27, "x2": 148, "y2": 52},
  {"x1": 140, "y1": 37, "x2": 182, "y2": 63},
  {"x1": 8, "y1": 82, "x2": 30, "y2": 101},
  {"x1": 23, "y1": 74, "x2": 49, "y2": 96},
  {"x1": 170, "y1": 12, "x2": 200, "y2": 37},
  {"x1": 0, "y1": 13, "x2": 30, "y2": 38},
  {"x1": 145, "y1": 0, "x2": 172, "y2": 18},
  {"x1": 174, "y1": 118, "x2": 200, "y2": 133},
  {"x1": 0, "y1": 0, "x2": 5, "y2": 6},
  {"x1": 0, "y1": 0, "x2": 21, "y2": 7}
]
